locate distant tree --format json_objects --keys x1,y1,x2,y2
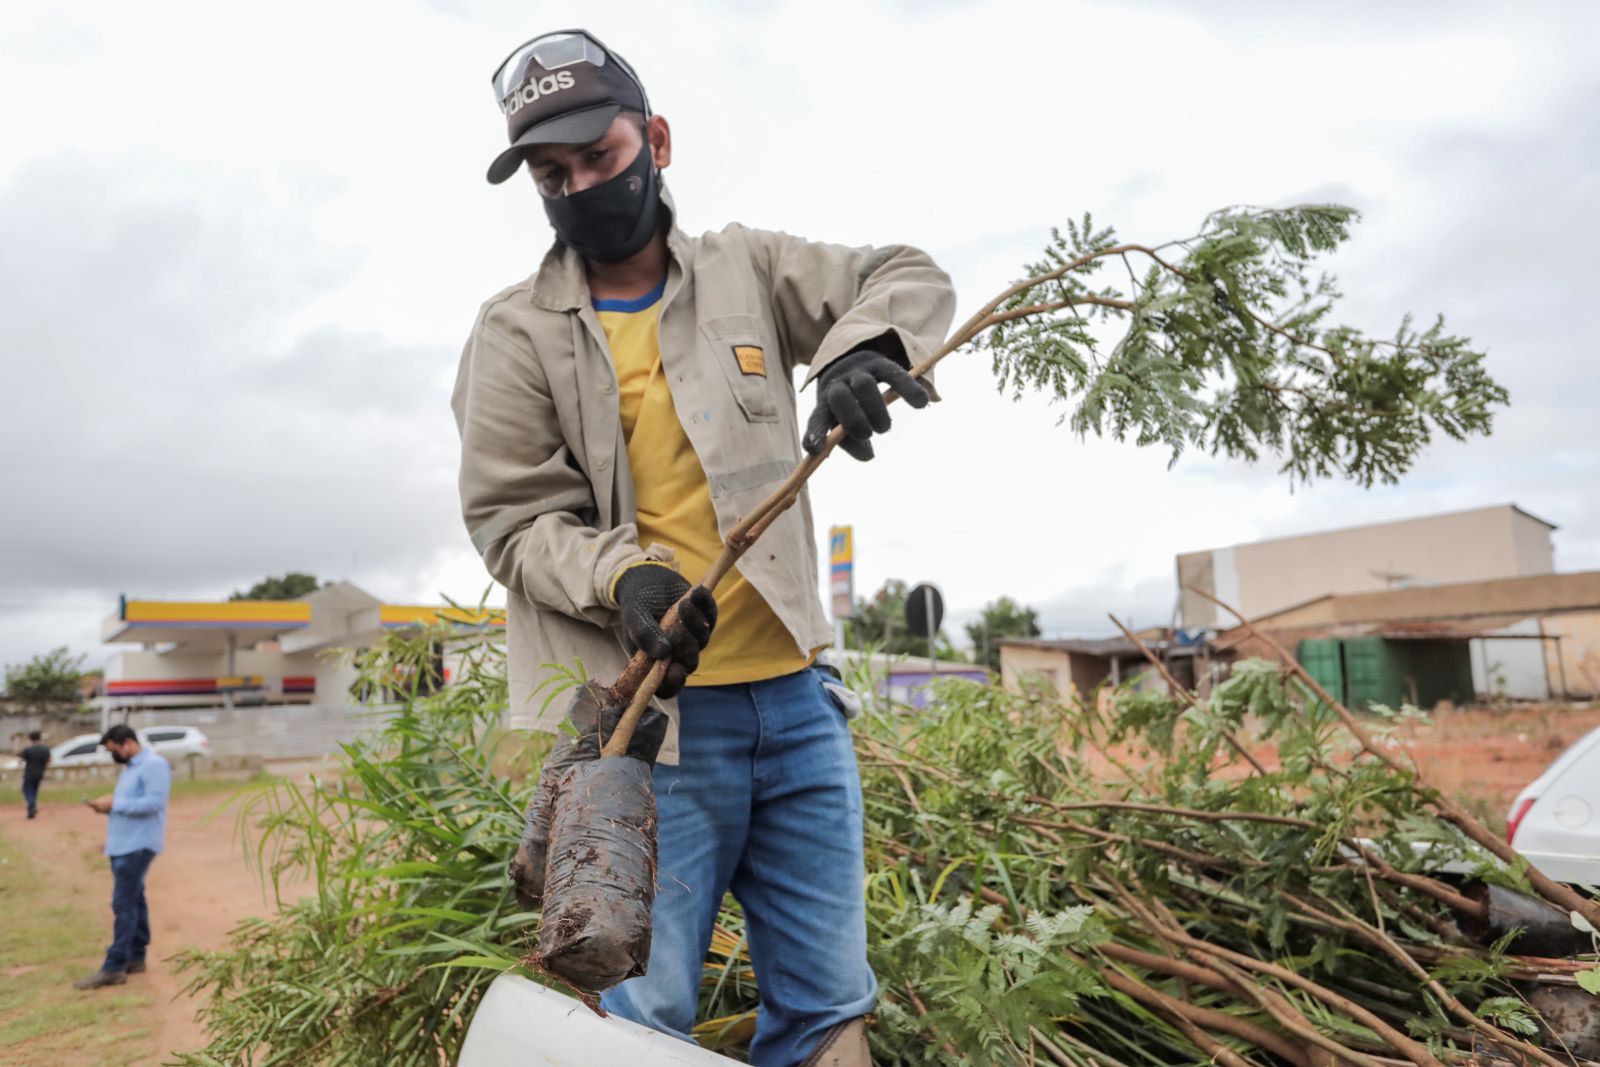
[
  {"x1": 966, "y1": 596, "x2": 1042, "y2": 673},
  {"x1": 230, "y1": 572, "x2": 322, "y2": 601},
  {"x1": 843, "y1": 580, "x2": 962, "y2": 661},
  {"x1": 4, "y1": 646, "x2": 87, "y2": 709}
]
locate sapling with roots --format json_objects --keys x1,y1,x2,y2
[{"x1": 530, "y1": 203, "x2": 1513, "y2": 995}]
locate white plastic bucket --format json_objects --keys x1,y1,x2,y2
[{"x1": 458, "y1": 972, "x2": 738, "y2": 1066}]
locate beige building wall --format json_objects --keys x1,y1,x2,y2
[
  {"x1": 1512, "y1": 510, "x2": 1558, "y2": 575},
  {"x1": 1180, "y1": 505, "x2": 1555, "y2": 628},
  {"x1": 1000, "y1": 645, "x2": 1070, "y2": 695},
  {"x1": 1543, "y1": 611, "x2": 1600, "y2": 698},
  {"x1": 998, "y1": 646, "x2": 1129, "y2": 699}
]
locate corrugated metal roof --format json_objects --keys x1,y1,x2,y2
[
  {"x1": 1212, "y1": 612, "x2": 1567, "y2": 650},
  {"x1": 997, "y1": 636, "x2": 1200, "y2": 658}
]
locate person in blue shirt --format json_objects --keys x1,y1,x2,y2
[{"x1": 74, "y1": 724, "x2": 171, "y2": 990}]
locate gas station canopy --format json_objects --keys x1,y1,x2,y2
[{"x1": 101, "y1": 595, "x2": 312, "y2": 649}]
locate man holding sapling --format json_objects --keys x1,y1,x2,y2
[{"x1": 453, "y1": 28, "x2": 953, "y2": 1067}]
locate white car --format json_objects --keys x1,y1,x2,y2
[
  {"x1": 1506, "y1": 723, "x2": 1600, "y2": 886},
  {"x1": 138, "y1": 725, "x2": 211, "y2": 763},
  {"x1": 4, "y1": 726, "x2": 210, "y2": 774}
]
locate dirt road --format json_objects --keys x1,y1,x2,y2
[{"x1": 3, "y1": 781, "x2": 306, "y2": 1063}]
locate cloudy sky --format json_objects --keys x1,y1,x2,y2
[{"x1": 1, "y1": 0, "x2": 1596, "y2": 672}]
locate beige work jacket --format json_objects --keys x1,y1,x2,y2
[{"x1": 452, "y1": 193, "x2": 955, "y2": 763}]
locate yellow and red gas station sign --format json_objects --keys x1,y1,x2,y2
[{"x1": 829, "y1": 526, "x2": 854, "y2": 620}]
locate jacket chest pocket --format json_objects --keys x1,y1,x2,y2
[{"x1": 700, "y1": 314, "x2": 779, "y2": 423}]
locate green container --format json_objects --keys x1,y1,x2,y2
[
  {"x1": 1341, "y1": 636, "x2": 1403, "y2": 710},
  {"x1": 1296, "y1": 638, "x2": 1346, "y2": 706},
  {"x1": 1303, "y1": 636, "x2": 1475, "y2": 711}
]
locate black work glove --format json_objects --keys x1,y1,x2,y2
[
  {"x1": 507, "y1": 680, "x2": 667, "y2": 910},
  {"x1": 802, "y1": 347, "x2": 929, "y2": 461},
  {"x1": 614, "y1": 563, "x2": 717, "y2": 698}
]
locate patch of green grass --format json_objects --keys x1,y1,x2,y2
[
  {"x1": 0, "y1": 771, "x2": 281, "y2": 810},
  {"x1": 0, "y1": 830, "x2": 157, "y2": 1065}
]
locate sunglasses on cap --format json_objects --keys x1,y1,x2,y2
[{"x1": 490, "y1": 29, "x2": 651, "y2": 116}]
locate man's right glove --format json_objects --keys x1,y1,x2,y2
[
  {"x1": 507, "y1": 680, "x2": 667, "y2": 910},
  {"x1": 613, "y1": 563, "x2": 717, "y2": 698}
]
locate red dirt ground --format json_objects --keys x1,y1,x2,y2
[
  {"x1": 1230, "y1": 702, "x2": 1600, "y2": 829},
  {"x1": 1389, "y1": 702, "x2": 1600, "y2": 827}
]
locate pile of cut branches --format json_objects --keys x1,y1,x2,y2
[
  {"x1": 828, "y1": 643, "x2": 1600, "y2": 1066},
  {"x1": 173, "y1": 624, "x2": 1597, "y2": 1065}
]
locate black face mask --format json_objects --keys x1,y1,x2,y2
[{"x1": 542, "y1": 143, "x2": 663, "y2": 264}]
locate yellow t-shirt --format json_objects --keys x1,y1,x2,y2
[{"x1": 595, "y1": 283, "x2": 813, "y2": 686}]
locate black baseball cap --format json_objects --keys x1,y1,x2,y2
[{"x1": 486, "y1": 30, "x2": 650, "y2": 185}]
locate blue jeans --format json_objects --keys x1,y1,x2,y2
[
  {"x1": 22, "y1": 778, "x2": 40, "y2": 815},
  {"x1": 104, "y1": 848, "x2": 155, "y2": 972},
  {"x1": 600, "y1": 667, "x2": 876, "y2": 1067}
]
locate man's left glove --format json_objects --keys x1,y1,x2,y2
[{"x1": 802, "y1": 347, "x2": 929, "y2": 461}]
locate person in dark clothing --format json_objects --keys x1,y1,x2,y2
[{"x1": 19, "y1": 731, "x2": 51, "y2": 819}]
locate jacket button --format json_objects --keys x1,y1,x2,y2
[
  {"x1": 602, "y1": 381, "x2": 615, "y2": 393},
  {"x1": 597, "y1": 457, "x2": 610, "y2": 470}
]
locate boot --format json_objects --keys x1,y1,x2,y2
[
  {"x1": 507, "y1": 681, "x2": 666, "y2": 909},
  {"x1": 799, "y1": 1018, "x2": 874, "y2": 1067},
  {"x1": 74, "y1": 969, "x2": 128, "y2": 990}
]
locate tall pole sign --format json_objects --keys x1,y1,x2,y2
[
  {"x1": 829, "y1": 526, "x2": 854, "y2": 649},
  {"x1": 905, "y1": 582, "x2": 945, "y2": 677}
]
